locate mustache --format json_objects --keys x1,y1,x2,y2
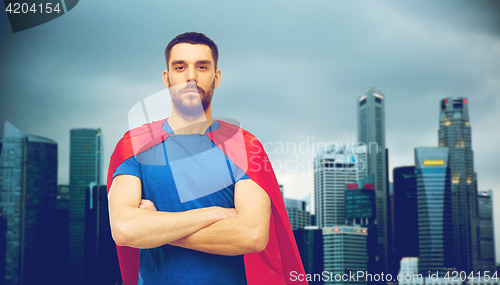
[{"x1": 179, "y1": 82, "x2": 206, "y2": 95}]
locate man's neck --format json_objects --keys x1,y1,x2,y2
[{"x1": 168, "y1": 106, "x2": 214, "y2": 135}]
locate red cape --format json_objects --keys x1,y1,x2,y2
[{"x1": 107, "y1": 118, "x2": 308, "y2": 285}]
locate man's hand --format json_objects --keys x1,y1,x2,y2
[{"x1": 139, "y1": 199, "x2": 157, "y2": 211}]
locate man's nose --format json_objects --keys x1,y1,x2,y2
[{"x1": 186, "y1": 67, "x2": 196, "y2": 82}]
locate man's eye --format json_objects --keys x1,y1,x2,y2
[
  {"x1": 199, "y1": 66, "x2": 207, "y2": 70},
  {"x1": 175, "y1": 66, "x2": 185, "y2": 71}
]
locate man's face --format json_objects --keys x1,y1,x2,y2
[{"x1": 164, "y1": 43, "x2": 220, "y2": 117}]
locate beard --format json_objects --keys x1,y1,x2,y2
[{"x1": 170, "y1": 80, "x2": 214, "y2": 118}]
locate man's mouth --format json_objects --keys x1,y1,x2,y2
[{"x1": 182, "y1": 88, "x2": 199, "y2": 94}]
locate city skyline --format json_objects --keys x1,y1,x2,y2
[{"x1": 1, "y1": 0, "x2": 499, "y2": 260}]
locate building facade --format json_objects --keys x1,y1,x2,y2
[
  {"x1": 284, "y1": 198, "x2": 312, "y2": 230},
  {"x1": 357, "y1": 88, "x2": 389, "y2": 273},
  {"x1": 314, "y1": 143, "x2": 367, "y2": 228},
  {"x1": 398, "y1": 257, "x2": 424, "y2": 285},
  {"x1": 393, "y1": 166, "x2": 419, "y2": 273},
  {"x1": 438, "y1": 97, "x2": 480, "y2": 272},
  {"x1": 415, "y1": 147, "x2": 456, "y2": 275},
  {"x1": 0, "y1": 122, "x2": 58, "y2": 285},
  {"x1": 293, "y1": 226, "x2": 324, "y2": 285},
  {"x1": 345, "y1": 175, "x2": 378, "y2": 276},
  {"x1": 69, "y1": 128, "x2": 102, "y2": 284},
  {"x1": 323, "y1": 226, "x2": 368, "y2": 285},
  {"x1": 477, "y1": 190, "x2": 496, "y2": 271},
  {"x1": 84, "y1": 185, "x2": 121, "y2": 285}
]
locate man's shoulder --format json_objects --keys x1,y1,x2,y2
[
  {"x1": 123, "y1": 118, "x2": 169, "y2": 140},
  {"x1": 215, "y1": 119, "x2": 259, "y2": 141},
  {"x1": 113, "y1": 118, "x2": 169, "y2": 155}
]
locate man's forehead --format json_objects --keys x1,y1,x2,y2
[{"x1": 169, "y1": 43, "x2": 213, "y2": 64}]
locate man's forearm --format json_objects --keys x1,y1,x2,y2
[
  {"x1": 169, "y1": 214, "x2": 268, "y2": 256},
  {"x1": 110, "y1": 206, "x2": 231, "y2": 249}
]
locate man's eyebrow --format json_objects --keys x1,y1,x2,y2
[
  {"x1": 171, "y1": 60, "x2": 186, "y2": 66},
  {"x1": 196, "y1": 60, "x2": 212, "y2": 65}
]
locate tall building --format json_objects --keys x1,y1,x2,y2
[
  {"x1": 323, "y1": 226, "x2": 368, "y2": 285},
  {"x1": 57, "y1": 184, "x2": 70, "y2": 210},
  {"x1": 314, "y1": 143, "x2": 367, "y2": 228},
  {"x1": 284, "y1": 198, "x2": 312, "y2": 230},
  {"x1": 0, "y1": 122, "x2": 58, "y2": 285},
  {"x1": 397, "y1": 257, "x2": 423, "y2": 285},
  {"x1": 357, "y1": 88, "x2": 389, "y2": 273},
  {"x1": 84, "y1": 185, "x2": 121, "y2": 285},
  {"x1": 345, "y1": 175, "x2": 378, "y2": 276},
  {"x1": 293, "y1": 227, "x2": 324, "y2": 285},
  {"x1": 0, "y1": 212, "x2": 6, "y2": 285},
  {"x1": 385, "y1": 148, "x2": 396, "y2": 275},
  {"x1": 55, "y1": 184, "x2": 71, "y2": 284},
  {"x1": 438, "y1": 97, "x2": 480, "y2": 272},
  {"x1": 0, "y1": 139, "x2": 3, "y2": 285},
  {"x1": 69, "y1": 128, "x2": 102, "y2": 284},
  {"x1": 415, "y1": 147, "x2": 456, "y2": 275},
  {"x1": 393, "y1": 166, "x2": 418, "y2": 273},
  {"x1": 478, "y1": 190, "x2": 496, "y2": 271}
]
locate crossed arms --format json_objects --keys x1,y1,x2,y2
[{"x1": 108, "y1": 174, "x2": 271, "y2": 256}]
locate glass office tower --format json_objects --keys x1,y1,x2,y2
[
  {"x1": 393, "y1": 166, "x2": 418, "y2": 272},
  {"x1": 69, "y1": 128, "x2": 102, "y2": 284},
  {"x1": 415, "y1": 147, "x2": 456, "y2": 275},
  {"x1": 357, "y1": 88, "x2": 389, "y2": 273},
  {"x1": 477, "y1": 190, "x2": 496, "y2": 271},
  {"x1": 438, "y1": 97, "x2": 479, "y2": 272},
  {"x1": 0, "y1": 122, "x2": 57, "y2": 285}
]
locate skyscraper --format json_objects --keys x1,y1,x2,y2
[
  {"x1": 323, "y1": 226, "x2": 368, "y2": 285},
  {"x1": 284, "y1": 197, "x2": 312, "y2": 230},
  {"x1": 314, "y1": 143, "x2": 367, "y2": 228},
  {"x1": 84, "y1": 184, "x2": 121, "y2": 285},
  {"x1": 438, "y1": 97, "x2": 480, "y2": 272},
  {"x1": 69, "y1": 128, "x2": 102, "y2": 284},
  {"x1": 415, "y1": 147, "x2": 456, "y2": 275},
  {"x1": 345, "y1": 175, "x2": 378, "y2": 275},
  {"x1": 393, "y1": 166, "x2": 418, "y2": 272},
  {"x1": 55, "y1": 184, "x2": 71, "y2": 284},
  {"x1": 0, "y1": 122, "x2": 58, "y2": 285},
  {"x1": 477, "y1": 190, "x2": 496, "y2": 271},
  {"x1": 293, "y1": 227, "x2": 324, "y2": 284},
  {"x1": 357, "y1": 88, "x2": 388, "y2": 272}
]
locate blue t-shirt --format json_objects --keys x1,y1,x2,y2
[{"x1": 113, "y1": 120, "x2": 249, "y2": 285}]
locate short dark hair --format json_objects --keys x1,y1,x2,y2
[{"x1": 164, "y1": 32, "x2": 219, "y2": 70}]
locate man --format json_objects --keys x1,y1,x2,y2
[{"x1": 107, "y1": 32, "x2": 306, "y2": 285}]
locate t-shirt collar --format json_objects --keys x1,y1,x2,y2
[{"x1": 162, "y1": 119, "x2": 220, "y2": 135}]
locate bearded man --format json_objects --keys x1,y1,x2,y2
[{"x1": 107, "y1": 32, "x2": 307, "y2": 285}]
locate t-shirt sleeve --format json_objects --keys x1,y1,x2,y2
[
  {"x1": 113, "y1": 156, "x2": 142, "y2": 180},
  {"x1": 234, "y1": 164, "x2": 250, "y2": 182}
]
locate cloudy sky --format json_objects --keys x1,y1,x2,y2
[{"x1": 1, "y1": 0, "x2": 499, "y2": 260}]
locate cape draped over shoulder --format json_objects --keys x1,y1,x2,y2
[{"x1": 106, "y1": 118, "x2": 308, "y2": 285}]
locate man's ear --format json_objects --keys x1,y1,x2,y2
[
  {"x1": 162, "y1": 70, "x2": 170, "y2": 88},
  {"x1": 214, "y1": 68, "x2": 221, "y2": 89}
]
